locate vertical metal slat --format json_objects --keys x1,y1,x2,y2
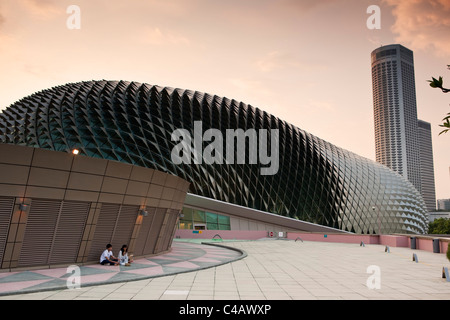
[
  {"x1": 87, "y1": 203, "x2": 120, "y2": 261},
  {"x1": 0, "y1": 197, "x2": 14, "y2": 267},
  {"x1": 19, "y1": 199, "x2": 61, "y2": 267},
  {"x1": 49, "y1": 201, "x2": 90, "y2": 265}
]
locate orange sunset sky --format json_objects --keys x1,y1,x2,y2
[{"x1": 0, "y1": 0, "x2": 449, "y2": 200}]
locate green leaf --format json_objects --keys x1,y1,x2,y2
[{"x1": 429, "y1": 77, "x2": 443, "y2": 89}]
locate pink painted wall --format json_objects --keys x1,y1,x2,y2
[
  {"x1": 379, "y1": 235, "x2": 409, "y2": 248},
  {"x1": 175, "y1": 229, "x2": 450, "y2": 256},
  {"x1": 286, "y1": 233, "x2": 379, "y2": 244},
  {"x1": 175, "y1": 229, "x2": 268, "y2": 240},
  {"x1": 417, "y1": 238, "x2": 433, "y2": 252},
  {"x1": 441, "y1": 241, "x2": 449, "y2": 255},
  {"x1": 408, "y1": 236, "x2": 449, "y2": 254}
]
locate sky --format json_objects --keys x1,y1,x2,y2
[{"x1": 0, "y1": 0, "x2": 449, "y2": 201}]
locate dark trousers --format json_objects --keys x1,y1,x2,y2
[{"x1": 101, "y1": 259, "x2": 118, "y2": 265}]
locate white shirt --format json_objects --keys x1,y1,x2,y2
[{"x1": 100, "y1": 249, "x2": 113, "y2": 263}]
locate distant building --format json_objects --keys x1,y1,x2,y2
[
  {"x1": 371, "y1": 44, "x2": 422, "y2": 193},
  {"x1": 437, "y1": 199, "x2": 450, "y2": 211},
  {"x1": 417, "y1": 120, "x2": 436, "y2": 211},
  {"x1": 428, "y1": 212, "x2": 450, "y2": 223},
  {"x1": 371, "y1": 44, "x2": 439, "y2": 213}
]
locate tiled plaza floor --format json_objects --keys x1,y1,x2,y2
[
  {"x1": 1, "y1": 239, "x2": 449, "y2": 300},
  {"x1": 0, "y1": 241, "x2": 244, "y2": 297}
]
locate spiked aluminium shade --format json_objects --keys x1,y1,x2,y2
[{"x1": 0, "y1": 80, "x2": 428, "y2": 234}]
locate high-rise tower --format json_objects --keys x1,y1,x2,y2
[
  {"x1": 417, "y1": 120, "x2": 436, "y2": 211},
  {"x1": 371, "y1": 44, "x2": 422, "y2": 193}
]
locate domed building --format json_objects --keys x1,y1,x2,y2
[{"x1": 0, "y1": 80, "x2": 428, "y2": 269}]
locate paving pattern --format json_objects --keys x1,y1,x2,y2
[
  {"x1": 0, "y1": 241, "x2": 243, "y2": 296},
  {"x1": 1, "y1": 240, "x2": 449, "y2": 300}
]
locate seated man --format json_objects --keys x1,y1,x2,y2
[{"x1": 100, "y1": 244, "x2": 119, "y2": 266}]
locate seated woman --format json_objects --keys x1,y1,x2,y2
[{"x1": 118, "y1": 244, "x2": 134, "y2": 266}]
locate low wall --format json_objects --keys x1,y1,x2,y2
[
  {"x1": 416, "y1": 238, "x2": 434, "y2": 252},
  {"x1": 441, "y1": 241, "x2": 449, "y2": 255},
  {"x1": 287, "y1": 232, "x2": 449, "y2": 255},
  {"x1": 286, "y1": 233, "x2": 379, "y2": 244},
  {"x1": 379, "y1": 235, "x2": 409, "y2": 247},
  {"x1": 176, "y1": 229, "x2": 450, "y2": 256},
  {"x1": 408, "y1": 236, "x2": 449, "y2": 254}
]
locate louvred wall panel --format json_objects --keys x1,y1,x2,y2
[{"x1": 0, "y1": 197, "x2": 14, "y2": 267}]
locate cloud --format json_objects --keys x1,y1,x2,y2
[
  {"x1": 383, "y1": 0, "x2": 450, "y2": 56},
  {"x1": 256, "y1": 51, "x2": 301, "y2": 73},
  {"x1": 228, "y1": 77, "x2": 273, "y2": 97},
  {"x1": 255, "y1": 51, "x2": 327, "y2": 73},
  {"x1": 304, "y1": 99, "x2": 336, "y2": 114},
  {"x1": 273, "y1": 0, "x2": 335, "y2": 11},
  {"x1": 23, "y1": 64, "x2": 47, "y2": 77},
  {"x1": 0, "y1": 10, "x2": 13, "y2": 51},
  {"x1": 0, "y1": 1, "x2": 5, "y2": 31},
  {"x1": 229, "y1": 78, "x2": 262, "y2": 91},
  {"x1": 138, "y1": 27, "x2": 190, "y2": 46},
  {"x1": 19, "y1": 0, "x2": 61, "y2": 19}
]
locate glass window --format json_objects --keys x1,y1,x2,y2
[
  {"x1": 178, "y1": 221, "x2": 193, "y2": 230},
  {"x1": 179, "y1": 207, "x2": 193, "y2": 230},
  {"x1": 193, "y1": 210, "x2": 206, "y2": 223},
  {"x1": 182, "y1": 207, "x2": 193, "y2": 221},
  {"x1": 207, "y1": 223, "x2": 218, "y2": 230},
  {"x1": 218, "y1": 214, "x2": 230, "y2": 225},
  {"x1": 179, "y1": 208, "x2": 231, "y2": 231},
  {"x1": 206, "y1": 212, "x2": 218, "y2": 224},
  {"x1": 218, "y1": 223, "x2": 231, "y2": 231}
]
